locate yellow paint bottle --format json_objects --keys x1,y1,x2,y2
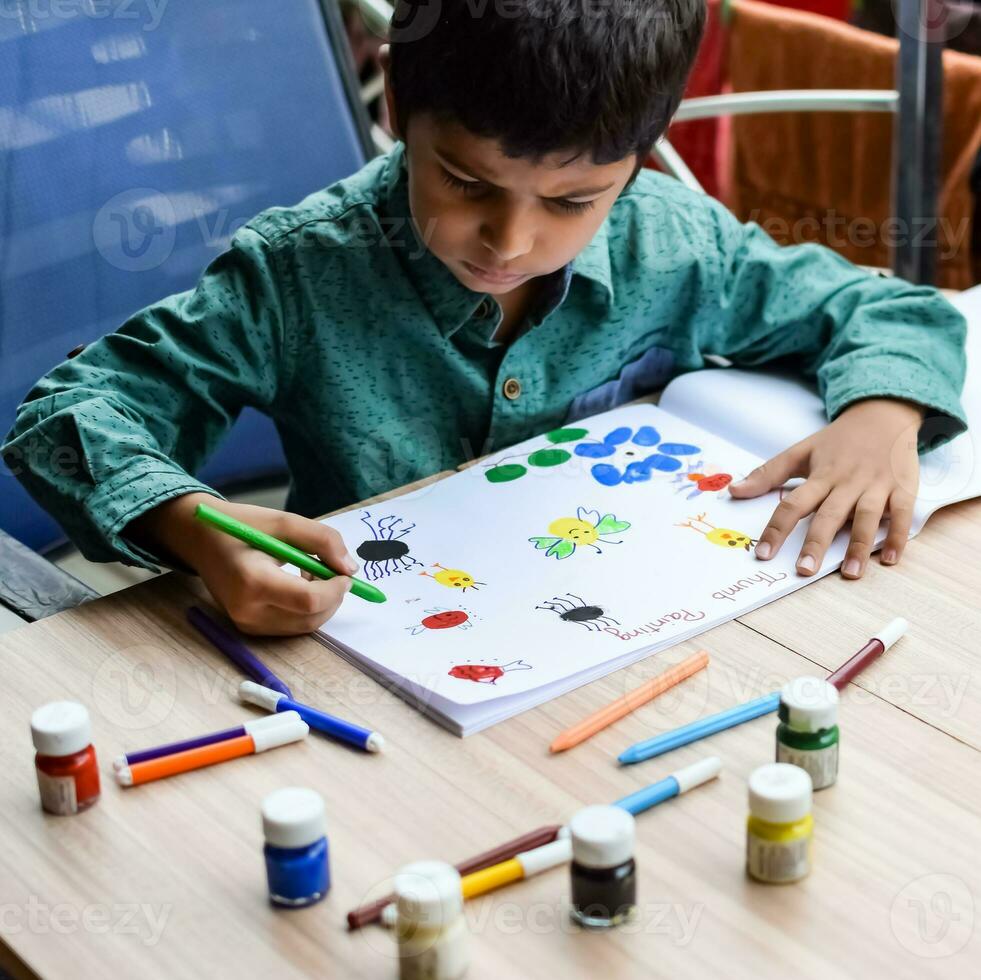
[{"x1": 746, "y1": 763, "x2": 813, "y2": 884}]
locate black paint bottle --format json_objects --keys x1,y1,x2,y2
[{"x1": 569, "y1": 805, "x2": 638, "y2": 927}]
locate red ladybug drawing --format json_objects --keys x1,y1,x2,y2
[
  {"x1": 448, "y1": 660, "x2": 533, "y2": 684},
  {"x1": 672, "y1": 461, "x2": 733, "y2": 499},
  {"x1": 406, "y1": 607, "x2": 476, "y2": 636}
]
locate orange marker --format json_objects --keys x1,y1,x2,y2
[
  {"x1": 115, "y1": 712, "x2": 308, "y2": 786},
  {"x1": 549, "y1": 650, "x2": 710, "y2": 753}
]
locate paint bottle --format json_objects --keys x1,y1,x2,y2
[
  {"x1": 776, "y1": 676, "x2": 840, "y2": 790},
  {"x1": 568, "y1": 804, "x2": 637, "y2": 927},
  {"x1": 746, "y1": 763, "x2": 813, "y2": 884},
  {"x1": 393, "y1": 860, "x2": 469, "y2": 980},
  {"x1": 261, "y1": 787, "x2": 330, "y2": 907},
  {"x1": 30, "y1": 701, "x2": 100, "y2": 815}
]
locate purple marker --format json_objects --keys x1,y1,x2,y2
[
  {"x1": 186, "y1": 606, "x2": 292, "y2": 698},
  {"x1": 112, "y1": 714, "x2": 300, "y2": 770}
]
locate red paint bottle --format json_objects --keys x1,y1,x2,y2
[{"x1": 30, "y1": 702, "x2": 101, "y2": 815}]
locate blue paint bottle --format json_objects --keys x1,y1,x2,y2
[{"x1": 261, "y1": 787, "x2": 330, "y2": 907}]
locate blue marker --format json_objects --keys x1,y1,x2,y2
[
  {"x1": 239, "y1": 681, "x2": 384, "y2": 753},
  {"x1": 614, "y1": 757, "x2": 722, "y2": 815},
  {"x1": 618, "y1": 691, "x2": 781, "y2": 765}
]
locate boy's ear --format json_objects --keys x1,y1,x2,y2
[{"x1": 378, "y1": 44, "x2": 404, "y2": 143}]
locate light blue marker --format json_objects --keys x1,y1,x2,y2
[
  {"x1": 613, "y1": 757, "x2": 722, "y2": 814},
  {"x1": 239, "y1": 681, "x2": 384, "y2": 753},
  {"x1": 618, "y1": 692, "x2": 781, "y2": 765}
]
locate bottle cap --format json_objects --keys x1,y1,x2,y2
[
  {"x1": 779, "y1": 676, "x2": 839, "y2": 732},
  {"x1": 261, "y1": 787, "x2": 326, "y2": 849},
  {"x1": 748, "y1": 763, "x2": 812, "y2": 824},
  {"x1": 393, "y1": 860, "x2": 462, "y2": 926},
  {"x1": 30, "y1": 701, "x2": 91, "y2": 757},
  {"x1": 569, "y1": 804, "x2": 635, "y2": 869}
]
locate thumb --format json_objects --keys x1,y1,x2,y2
[
  {"x1": 728, "y1": 445, "x2": 807, "y2": 499},
  {"x1": 272, "y1": 511, "x2": 359, "y2": 576}
]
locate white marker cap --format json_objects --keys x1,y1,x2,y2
[
  {"x1": 671, "y1": 756, "x2": 723, "y2": 793},
  {"x1": 748, "y1": 763, "x2": 812, "y2": 824},
  {"x1": 393, "y1": 860, "x2": 462, "y2": 926},
  {"x1": 251, "y1": 711, "x2": 308, "y2": 752},
  {"x1": 239, "y1": 680, "x2": 286, "y2": 712},
  {"x1": 569, "y1": 805, "x2": 635, "y2": 869},
  {"x1": 779, "y1": 677, "x2": 839, "y2": 732},
  {"x1": 873, "y1": 617, "x2": 910, "y2": 651},
  {"x1": 30, "y1": 701, "x2": 91, "y2": 757},
  {"x1": 517, "y1": 837, "x2": 572, "y2": 877},
  {"x1": 261, "y1": 787, "x2": 326, "y2": 849}
]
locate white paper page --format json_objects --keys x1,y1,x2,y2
[{"x1": 297, "y1": 401, "x2": 884, "y2": 733}]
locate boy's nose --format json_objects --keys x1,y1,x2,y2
[{"x1": 480, "y1": 211, "x2": 533, "y2": 262}]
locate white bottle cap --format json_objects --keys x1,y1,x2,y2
[
  {"x1": 393, "y1": 860, "x2": 462, "y2": 927},
  {"x1": 569, "y1": 804, "x2": 636, "y2": 869},
  {"x1": 261, "y1": 787, "x2": 326, "y2": 849},
  {"x1": 748, "y1": 763, "x2": 813, "y2": 824},
  {"x1": 779, "y1": 676, "x2": 839, "y2": 732},
  {"x1": 30, "y1": 701, "x2": 91, "y2": 756}
]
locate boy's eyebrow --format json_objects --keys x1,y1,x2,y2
[{"x1": 435, "y1": 148, "x2": 615, "y2": 198}]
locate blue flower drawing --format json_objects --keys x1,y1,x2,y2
[{"x1": 574, "y1": 425, "x2": 701, "y2": 486}]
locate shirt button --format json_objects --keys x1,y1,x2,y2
[
  {"x1": 66, "y1": 344, "x2": 86, "y2": 359},
  {"x1": 502, "y1": 377, "x2": 522, "y2": 400},
  {"x1": 475, "y1": 299, "x2": 493, "y2": 319}
]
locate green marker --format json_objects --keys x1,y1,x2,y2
[{"x1": 194, "y1": 503, "x2": 386, "y2": 604}]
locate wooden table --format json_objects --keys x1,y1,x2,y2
[{"x1": 1, "y1": 472, "x2": 979, "y2": 980}]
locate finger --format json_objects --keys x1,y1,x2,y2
[
  {"x1": 729, "y1": 443, "x2": 809, "y2": 499},
  {"x1": 272, "y1": 511, "x2": 358, "y2": 576},
  {"x1": 879, "y1": 488, "x2": 916, "y2": 565},
  {"x1": 234, "y1": 577, "x2": 352, "y2": 635},
  {"x1": 794, "y1": 486, "x2": 862, "y2": 576},
  {"x1": 245, "y1": 557, "x2": 353, "y2": 617},
  {"x1": 840, "y1": 489, "x2": 890, "y2": 579},
  {"x1": 753, "y1": 478, "x2": 830, "y2": 560}
]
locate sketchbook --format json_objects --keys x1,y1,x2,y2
[{"x1": 296, "y1": 286, "x2": 981, "y2": 736}]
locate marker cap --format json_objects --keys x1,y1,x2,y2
[
  {"x1": 873, "y1": 617, "x2": 909, "y2": 651},
  {"x1": 31, "y1": 701, "x2": 91, "y2": 757},
  {"x1": 393, "y1": 860, "x2": 462, "y2": 926},
  {"x1": 569, "y1": 805, "x2": 635, "y2": 869},
  {"x1": 779, "y1": 677, "x2": 839, "y2": 732},
  {"x1": 239, "y1": 680, "x2": 287, "y2": 712},
  {"x1": 748, "y1": 763, "x2": 812, "y2": 824},
  {"x1": 262, "y1": 787, "x2": 326, "y2": 849},
  {"x1": 251, "y1": 711, "x2": 308, "y2": 752},
  {"x1": 672, "y1": 756, "x2": 723, "y2": 793}
]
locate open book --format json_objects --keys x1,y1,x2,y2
[{"x1": 302, "y1": 286, "x2": 981, "y2": 736}]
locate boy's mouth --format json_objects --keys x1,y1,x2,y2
[{"x1": 461, "y1": 260, "x2": 528, "y2": 286}]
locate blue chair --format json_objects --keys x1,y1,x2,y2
[{"x1": 0, "y1": 0, "x2": 373, "y2": 619}]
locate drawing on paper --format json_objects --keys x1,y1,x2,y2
[
  {"x1": 483, "y1": 427, "x2": 590, "y2": 483},
  {"x1": 573, "y1": 425, "x2": 700, "y2": 486},
  {"x1": 356, "y1": 511, "x2": 423, "y2": 580},
  {"x1": 420, "y1": 563, "x2": 486, "y2": 592},
  {"x1": 675, "y1": 512, "x2": 758, "y2": 551},
  {"x1": 671, "y1": 460, "x2": 733, "y2": 498},
  {"x1": 535, "y1": 593, "x2": 620, "y2": 632},
  {"x1": 448, "y1": 660, "x2": 533, "y2": 684},
  {"x1": 406, "y1": 606, "x2": 477, "y2": 635},
  {"x1": 529, "y1": 507, "x2": 631, "y2": 560}
]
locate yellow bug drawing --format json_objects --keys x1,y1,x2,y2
[
  {"x1": 420, "y1": 563, "x2": 486, "y2": 592},
  {"x1": 675, "y1": 512, "x2": 758, "y2": 552}
]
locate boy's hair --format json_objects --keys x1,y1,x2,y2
[{"x1": 387, "y1": 0, "x2": 706, "y2": 173}]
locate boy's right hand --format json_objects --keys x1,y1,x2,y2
[{"x1": 128, "y1": 492, "x2": 357, "y2": 636}]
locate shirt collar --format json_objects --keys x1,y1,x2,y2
[{"x1": 377, "y1": 141, "x2": 615, "y2": 338}]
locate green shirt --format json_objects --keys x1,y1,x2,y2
[{"x1": 2, "y1": 142, "x2": 968, "y2": 571}]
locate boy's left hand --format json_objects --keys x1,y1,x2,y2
[{"x1": 727, "y1": 398, "x2": 925, "y2": 579}]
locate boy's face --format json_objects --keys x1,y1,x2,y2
[{"x1": 382, "y1": 65, "x2": 638, "y2": 297}]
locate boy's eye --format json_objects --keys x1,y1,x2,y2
[{"x1": 439, "y1": 168, "x2": 594, "y2": 215}]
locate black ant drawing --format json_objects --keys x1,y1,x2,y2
[
  {"x1": 355, "y1": 511, "x2": 423, "y2": 581},
  {"x1": 535, "y1": 593, "x2": 620, "y2": 632}
]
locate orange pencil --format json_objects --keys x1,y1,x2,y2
[
  {"x1": 549, "y1": 649, "x2": 710, "y2": 753},
  {"x1": 116, "y1": 712, "x2": 308, "y2": 786}
]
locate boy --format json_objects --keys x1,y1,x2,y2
[{"x1": 2, "y1": 0, "x2": 968, "y2": 636}]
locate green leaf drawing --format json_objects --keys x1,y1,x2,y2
[
  {"x1": 486, "y1": 463, "x2": 527, "y2": 483},
  {"x1": 546, "y1": 540, "x2": 576, "y2": 560},
  {"x1": 595, "y1": 514, "x2": 632, "y2": 535},
  {"x1": 546, "y1": 427, "x2": 589, "y2": 444},
  {"x1": 527, "y1": 448, "x2": 570, "y2": 468},
  {"x1": 529, "y1": 536, "x2": 561, "y2": 551}
]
